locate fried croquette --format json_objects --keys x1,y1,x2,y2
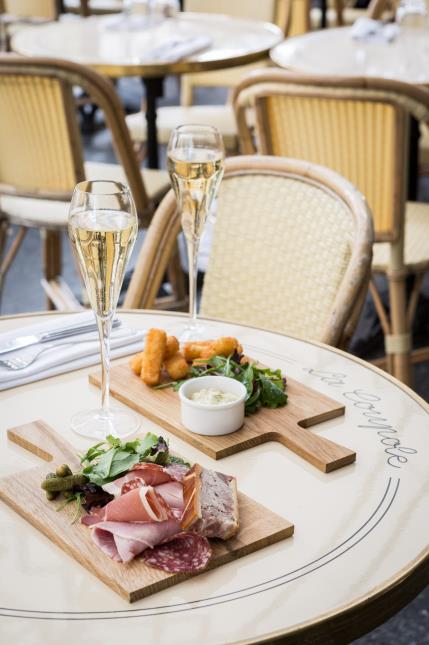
[
  {"x1": 212, "y1": 337, "x2": 239, "y2": 357},
  {"x1": 164, "y1": 335, "x2": 179, "y2": 359},
  {"x1": 129, "y1": 352, "x2": 144, "y2": 376},
  {"x1": 141, "y1": 328, "x2": 167, "y2": 386},
  {"x1": 164, "y1": 352, "x2": 189, "y2": 380},
  {"x1": 183, "y1": 340, "x2": 214, "y2": 362}
]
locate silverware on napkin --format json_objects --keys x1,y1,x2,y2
[{"x1": 0, "y1": 318, "x2": 121, "y2": 356}]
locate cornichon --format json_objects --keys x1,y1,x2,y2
[
  {"x1": 41, "y1": 473, "x2": 88, "y2": 492},
  {"x1": 56, "y1": 464, "x2": 72, "y2": 478}
]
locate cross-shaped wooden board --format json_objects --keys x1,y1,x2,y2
[
  {"x1": 90, "y1": 364, "x2": 354, "y2": 472},
  {"x1": 0, "y1": 420, "x2": 294, "y2": 603}
]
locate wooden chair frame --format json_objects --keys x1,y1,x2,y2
[
  {"x1": 232, "y1": 69, "x2": 429, "y2": 383},
  {"x1": 0, "y1": 56, "x2": 185, "y2": 311},
  {"x1": 125, "y1": 155, "x2": 373, "y2": 349}
]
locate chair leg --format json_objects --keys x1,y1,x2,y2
[
  {"x1": 387, "y1": 272, "x2": 413, "y2": 386},
  {"x1": 42, "y1": 230, "x2": 62, "y2": 310},
  {"x1": 0, "y1": 224, "x2": 27, "y2": 294},
  {"x1": 166, "y1": 239, "x2": 188, "y2": 311}
]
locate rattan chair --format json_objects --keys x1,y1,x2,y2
[
  {"x1": 125, "y1": 0, "x2": 305, "y2": 155},
  {"x1": 124, "y1": 155, "x2": 373, "y2": 348},
  {"x1": 0, "y1": 56, "x2": 176, "y2": 309},
  {"x1": 232, "y1": 69, "x2": 429, "y2": 384}
]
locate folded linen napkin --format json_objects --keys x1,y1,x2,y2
[
  {"x1": 149, "y1": 36, "x2": 212, "y2": 61},
  {"x1": 0, "y1": 312, "x2": 145, "y2": 391},
  {"x1": 351, "y1": 18, "x2": 400, "y2": 42}
]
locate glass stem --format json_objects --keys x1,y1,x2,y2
[
  {"x1": 186, "y1": 237, "x2": 200, "y2": 323},
  {"x1": 97, "y1": 315, "x2": 112, "y2": 417}
]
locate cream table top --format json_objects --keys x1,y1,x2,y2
[
  {"x1": 11, "y1": 13, "x2": 284, "y2": 78},
  {"x1": 270, "y1": 26, "x2": 429, "y2": 85},
  {"x1": 0, "y1": 311, "x2": 428, "y2": 644}
]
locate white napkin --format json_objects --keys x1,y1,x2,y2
[
  {"x1": 0, "y1": 312, "x2": 145, "y2": 391},
  {"x1": 351, "y1": 18, "x2": 400, "y2": 42},
  {"x1": 149, "y1": 36, "x2": 212, "y2": 61}
]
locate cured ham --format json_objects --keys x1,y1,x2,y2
[
  {"x1": 83, "y1": 486, "x2": 172, "y2": 524},
  {"x1": 102, "y1": 462, "x2": 189, "y2": 497},
  {"x1": 81, "y1": 459, "x2": 237, "y2": 573},
  {"x1": 91, "y1": 518, "x2": 181, "y2": 563}
]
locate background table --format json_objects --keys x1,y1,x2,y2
[
  {"x1": 270, "y1": 26, "x2": 429, "y2": 85},
  {"x1": 0, "y1": 311, "x2": 428, "y2": 644},
  {"x1": 12, "y1": 13, "x2": 283, "y2": 167}
]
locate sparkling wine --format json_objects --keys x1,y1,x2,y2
[
  {"x1": 167, "y1": 148, "x2": 224, "y2": 243},
  {"x1": 69, "y1": 209, "x2": 137, "y2": 318}
]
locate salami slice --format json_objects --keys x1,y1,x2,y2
[{"x1": 142, "y1": 532, "x2": 212, "y2": 573}]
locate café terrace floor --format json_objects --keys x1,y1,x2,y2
[{"x1": 1, "y1": 77, "x2": 428, "y2": 644}]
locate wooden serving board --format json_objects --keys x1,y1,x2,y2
[
  {"x1": 90, "y1": 364, "x2": 354, "y2": 473},
  {"x1": 0, "y1": 420, "x2": 294, "y2": 603}
]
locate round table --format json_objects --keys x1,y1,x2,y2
[
  {"x1": 270, "y1": 26, "x2": 429, "y2": 85},
  {"x1": 0, "y1": 311, "x2": 428, "y2": 644},
  {"x1": 12, "y1": 13, "x2": 283, "y2": 168}
]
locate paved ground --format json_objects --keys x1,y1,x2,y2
[{"x1": 1, "y1": 77, "x2": 428, "y2": 643}]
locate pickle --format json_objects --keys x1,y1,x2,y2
[
  {"x1": 63, "y1": 491, "x2": 74, "y2": 499},
  {"x1": 46, "y1": 472, "x2": 56, "y2": 479},
  {"x1": 41, "y1": 473, "x2": 88, "y2": 492},
  {"x1": 56, "y1": 464, "x2": 73, "y2": 478},
  {"x1": 46, "y1": 490, "x2": 58, "y2": 501}
]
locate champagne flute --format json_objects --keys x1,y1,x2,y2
[
  {"x1": 68, "y1": 180, "x2": 139, "y2": 439},
  {"x1": 167, "y1": 124, "x2": 224, "y2": 341}
]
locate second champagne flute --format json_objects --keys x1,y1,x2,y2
[{"x1": 167, "y1": 124, "x2": 224, "y2": 341}]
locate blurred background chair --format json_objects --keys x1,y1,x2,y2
[
  {"x1": 233, "y1": 70, "x2": 429, "y2": 384},
  {"x1": 125, "y1": 0, "x2": 307, "y2": 157},
  {"x1": 0, "y1": 56, "x2": 185, "y2": 311},
  {"x1": 124, "y1": 155, "x2": 373, "y2": 348}
]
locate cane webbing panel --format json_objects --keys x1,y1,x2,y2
[
  {"x1": 261, "y1": 95, "x2": 397, "y2": 238},
  {"x1": 200, "y1": 173, "x2": 354, "y2": 341},
  {"x1": 4, "y1": 0, "x2": 57, "y2": 19},
  {"x1": 0, "y1": 74, "x2": 80, "y2": 194}
]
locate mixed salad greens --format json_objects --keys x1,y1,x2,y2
[
  {"x1": 41, "y1": 433, "x2": 189, "y2": 522},
  {"x1": 80, "y1": 433, "x2": 190, "y2": 486},
  {"x1": 156, "y1": 354, "x2": 288, "y2": 415}
]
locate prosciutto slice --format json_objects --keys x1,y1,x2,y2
[
  {"x1": 83, "y1": 486, "x2": 172, "y2": 524},
  {"x1": 91, "y1": 518, "x2": 181, "y2": 563},
  {"x1": 102, "y1": 463, "x2": 189, "y2": 497}
]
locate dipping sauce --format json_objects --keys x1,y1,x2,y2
[{"x1": 190, "y1": 388, "x2": 239, "y2": 405}]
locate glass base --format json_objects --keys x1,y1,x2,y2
[
  {"x1": 70, "y1": 407, "x2": 140, "y2": 440},
  {"x1": 169, "y1": 319, "x2": 218, "y2": 343}
]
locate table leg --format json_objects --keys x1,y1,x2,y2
[
  {"x1": 320, "y1": 0, "x2": 327, "y2": 28},
  {"x1": 142, "y1": 76, "x2": 165, "y2": 169},
  {"x1": 407, "y1": 117, "x2": 420, "y2": 201}
]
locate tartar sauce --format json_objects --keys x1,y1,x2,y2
[{"x1": 190, "y1": 388, "x2": 239, "y2": 405}]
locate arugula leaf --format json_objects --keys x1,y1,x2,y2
[
  {"x1": 135, "y1": 432, "x2": 160, "y2": 456},
  {"x1": 259, "y1": 374, "x2": 288, "y2": 408},
  {"x1": 108, "y1": 451, "x2": 141, "y2": 478},
  {"x1": 169, "y1": 455, "x2": 191, "y2": 467}
]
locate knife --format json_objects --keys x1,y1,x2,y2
[{"x1": 0, "y1": 318, "x2": 121, "y2": 355}]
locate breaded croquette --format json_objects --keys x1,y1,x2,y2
[
  {"x1": 183, "y1": 340, "x2": 214, "y2": 362},
  {"x1": 212, "y1": 337, "x2": 239, "y2": 357},
  {"x1": 141, "y1": 328, "x2": 167, "y2": 386},
  {"x1": 164, "y1": 352, "x2": 189, "y2": 380},
  {"x1": 129, "y1": 352, "x2": 144, "y2": 376},
  {"x1": 164, "y1": 336, "x2": 179, "y2": 359}
]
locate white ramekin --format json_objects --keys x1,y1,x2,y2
[{"x1": 178, "y1": 375, "x2": 247, "y2": 436}]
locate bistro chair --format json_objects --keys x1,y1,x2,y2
[
  {"x1": 125, "y1": 0, "x2": 304, "y2": 156},
  {"x1": 0, "y1": 56, "x2": 182, "y2": 310},
  {"x1": 232, "y1": 69, "x2": 429, "y2": 384},
  {"x1": 124, "y1": 155, "x2": 373, "y2": 348}
]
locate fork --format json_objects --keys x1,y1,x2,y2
[{"x1": 0, "y1": 338, "x2": 101, "y2": 371}]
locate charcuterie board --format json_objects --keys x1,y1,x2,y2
[
  {"x1": 90, "y1": 364, "x2": 354, "y2": 472},
  {"x1": 0, "y1": 420, "x2": 294, "y2": 603}
]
